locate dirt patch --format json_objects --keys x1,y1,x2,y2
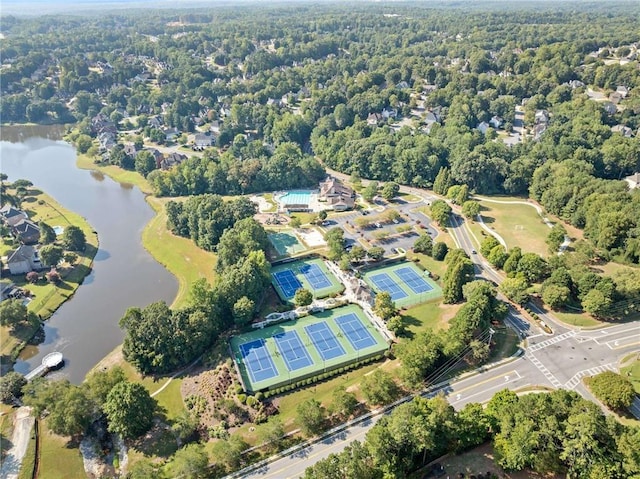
[
  {"x1": 254, "y1": 213, "x2": 290, "y2": 226},
  {"x1": 438, "y1": 303, "x2": 462, "y2": 328},
  {"x1": 437, "y1": 443, "x2": 562, "y2": 479}
]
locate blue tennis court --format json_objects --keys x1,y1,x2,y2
[
  {"x1": 305, "y1": 322, "x2": 346, "y2": 361},
  {"x1": 300, "y1": 263, "x2": 332, "y2": 290},
  {"x1": 369, "y1": 272, "x2": 408, "y2": 301},
  {"x1": 274, "y1": 330, "x2": 314, "y2": 371},
  {"x1": 239, "y1": 339, "x2": 279, "y2": 383},
  {"x1": 272, "y1": 269, "x2": 303, "y2": 299},
  {"x1": 335, "y1": 313, "x2": 377, "y2": 351},
  {"x1": 395, "y1": 267, "x2": 434, "y2": 294}
]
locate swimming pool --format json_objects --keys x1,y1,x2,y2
[
  {"x1": 53, "y1": 226, "x2": 64, "y2": 235},
  {"x1": 279, "y1": 190, "x2": 312, "y2": 206}
]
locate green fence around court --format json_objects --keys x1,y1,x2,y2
[
  {"x1": 270, "y1": 257, "x2": 343, "y2": 303},
  {"x1": 362, "y1": 261, "x2": 442, "y2": 308},
  {"x1": 230, "y1": 304, "x2": 389, "y2": 393}
]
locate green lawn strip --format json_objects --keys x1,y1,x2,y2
[
  {"x1": 476, "y1": 199, "x2": 550, "y2": 257},
  {"x1": 289, "y1": 212, "x2": 316, "y2": 225},
  {"x1": 17, "y1": 423, "x2": 37, "y2": 479},
  {"x1": 142, "y1": 197, "x2": 217, "y2": 308},
  {"x1": 38, "y1": 422, "x2": 85, "y2": 479},
  {"x1": 75, "y1": 153, "x2": 153, "y2": 195},
  {"x1": 620, "y1": 360, "x2": 640, "y2": 394},
  {"x1": 153, "y1": 378, "x2": 185, "y2": 421},
  {"x1": 275, "y1": 361, "x2": 380, "y2": 428},
  {"x1": 489, "y1": 327, "x2": 520, "y2": 360},
  {"x1": 1, "y1": 406, "x2": 15, "y2": 459},
  {"x1": 552, "y1": 310, "x2": 603, "y2": 328}
]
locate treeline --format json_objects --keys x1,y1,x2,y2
[
  {"x1": 303, "y1": 389, "x2": 640, "y2": 479},
  {"x1": 396, "y1": 277, "x2": 506, "y2": 390},
  {"x1": 148, "y1": 142, "x2": 325, "y2": 197},
  {"x1": 121, "y1": 218, "x2": 271, "y2": 374},
  {"x1": 165, "y1": 194, "x2": 257, "y2": 251},
  {"x1": 531, "y1": 158, "x2": 640, "y2": 264}
]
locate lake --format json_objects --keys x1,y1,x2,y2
[{"x1": 1, "y1": 127, "x2": 178, "y2": 383}]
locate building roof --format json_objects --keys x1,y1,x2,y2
[
  {"x1": 7, "y1": 245, "x2": 36, "y2": 264},
  {"x1": 0, "y1": 204, "x2": 26, "y2": 220}
]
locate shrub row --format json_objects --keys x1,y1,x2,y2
[{"x1": 261, "y1": 354, "x2": 384, "y2": 398}]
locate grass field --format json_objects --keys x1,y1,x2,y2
[
  {"x1": 476, "y1": 198, "x2": 550, "y2": 256},
  {"x1": 362, "y1": 261, "x2": 442, "y2": 308},
  {"x1": 270, "y1": 257, "x2": 343, "y2": 302},
  {"x1": 38, "y1": 422, "x2": 85, "y2": 479},
  {"x1": 401, "y1": 300, "x2": 457, "y2": 336},
  {"x1": 230, "y1": 304, "x2": 389, "y2": 392},
  {"x1": 142, "y1": 197, "x2": 217, "y2": 308}
]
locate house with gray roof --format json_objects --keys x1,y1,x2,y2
[
  {"x1": 7, "y1": 245, "x2": 43, "y2": 275},
  {"x1": 12, "y1": 219, "x2": 41, "y2": 245},
  {"x1": 0, "y1": 205, "x2": 28, "y2": 227}
]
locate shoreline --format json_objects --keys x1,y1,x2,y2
[{"x1": 0, "y1": 189, "x2": 99, "y2": 370}]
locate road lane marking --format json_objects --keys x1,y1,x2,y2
[
  {"x1": 526, "y1": 352, "x2": 562, "y2": 388},
  {"x1": 527, "y1": 330, "x2": 576, "y2": 352},
  {"x1": 564, "y1": 363, "x2": 617, "y2": 390}
]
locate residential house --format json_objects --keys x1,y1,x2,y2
[
  {"x1": 123, "y1": 144, "x2": 139, "y2": 158},
  {"x1": 533, "y1": 123, "x2": 547, "y2": 141},
  {"x1": 210, "y1": 120, "x2": 221, "y2": 133},
  {"x1": 7, "y1": 245, "x2": 43, "y2": 275},
  {"x1": 616, "y1": 85, "x2": 629, "y2": 98},
  {"x1": 0, "y1": 205, "x2": 28, "y2": 227},
  {"x1": 535, "y1": 110, "x2": 550, "y2": 125},
  {"x1": 194, "y1": 133, "x2": 213, "y2": 149},
  {"x1": 395, "y1": 81, "x2": 410, "y2": 89},
  {"x1": 163, "y1": 127, "x2": 180, "y2": 142},
  {"x1": 611, "y1": 125, "x2": 634, "y2": 137},
  {"x1": 476, "y1": 122, "x2": 490, "y2": 135},
  {"x1": 424, "y1": 111, "x2": 441, "y2": 125},
  {"x1": 0, "y1": 281, "x2": 16, "y2": 302},
  {"x1": 98, "y1": 131, "x2": 117, "y2": 152},
  {"x1": 367, "y1": 113, "x2": 382, "y2": 125},
  {"x1": 12, "y1": 219, "x2": 41, "y2": 245},
  {"x1": 159, "y1": 152, "x2": 187, "y2": 170},
  {"x1": 624, "y1": 172, "x2": 640, "y2": 190},
  {"x1": 318, "y1": 177, "x2": 355, "y2": 211},
  {"x1": 148, "y1": 116, "x2": 163, "y2": 129},
  {"x1": 489, "y1": 116, "x2": 503, "y2": 129},
  {"x1": 382, "y1": 107, "x2": 397, "y2": 120},
  {"x1": 602, "y1": 102, "x2": 617, "y2": 115},
  {"x1": 566, "y1": 80, "x2": 585, "y2": 89}
]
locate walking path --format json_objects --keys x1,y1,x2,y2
[{"x1": 0, "y1": 407, "x2": 34, "y2": 479}]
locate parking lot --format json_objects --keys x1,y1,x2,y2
[{"x1": 323, "y1": 196, "x2": 438, "y2": 257}]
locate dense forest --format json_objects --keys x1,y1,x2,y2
[{"x1": 2, "y1": 2, "x2": 638, "y2": 265}]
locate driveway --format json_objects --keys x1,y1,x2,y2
[{"x1": 0, "y1": 407, "x2": 34, "y2": 479}]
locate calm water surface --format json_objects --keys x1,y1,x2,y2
[{"x1": 1, "y1": 127, "x2": 177, "y2": 383}]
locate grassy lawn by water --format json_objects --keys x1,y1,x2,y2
[
  {"x1": 143, "y1": 196, "x2": 217, "y2": 308},
  {"x1": 0, "y1": 189, "x2": 98, "y2": 361},
  {"x1": 476, "y1": 199, "x2": 550, "y2": 257},
  {"x1": 76, "y1": 153, "x2": 153, "y2": 194}
]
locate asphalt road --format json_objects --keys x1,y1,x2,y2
[{"x1": 236, "y1": 177, "x2": 640, "y2": 479}]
